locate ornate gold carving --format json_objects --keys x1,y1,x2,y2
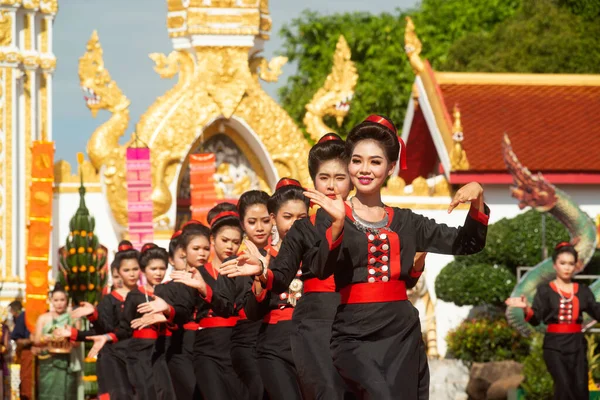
[
  {"x1": 166, "y1": 0, "x2": 186, "y2": 12},
  {"x1": 304, "y1": 35, "x2": 357, "y2": 142},
  {"x1": 0, "y1": 11, "x2": 12, "y2": 47},
  {"x1": 0, "y1": 50, "x2": 21, "y2": 64},
  {"x1": 449, "y1": 104, "x2": 469, "y2": 171},
  {"x1": 249, "y1": 55, "x2": 287, "y2": 82},
  {"x1": 40, "y1": 17, "x2": 48, "y2": 53},
  {"x1": 53, "y1": 159, "x2": 100, "y2": 185},
  {"x1": 434, "y1": 178, "x2": 451, "y2": 196},
  {"x1": 39, "y1": 55, "x2": 56, "y2": 71},
  {"x1": 382, "y1": 176, "x2": 406, "y2": 196},
  {"x1": 23, "y1": 13, "x2": 32, "y2": 50},
  {"x1": 22, "y1": 0, "x2": 41, "y2": 10},
  {"x1": 40, "y1": 0, "x2": 59, "y2": 14},
  {"x1": 79, "y1": 31, "x2": 130, "y2": 170},
  {"x1": 411, "y1": 176, "x2": 429, "y2": 196},
  {"x1": 167, "y1": 15, "x2": 185, "y2": 30},
  {"x1": 404, "y1": 17, "x2": 424, "y2": 74}
]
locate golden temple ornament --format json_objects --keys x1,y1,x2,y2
[
  {"x1": 80, "y1": 1, "x2": 357, "y2": 229},
  {"x1": 450, "y1": 104, "x2": 470, "y2": 171},
  {"x1": 404, "y1": 17, "x2": 425, "y2": 74}
]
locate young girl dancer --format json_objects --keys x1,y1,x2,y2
[
  {"x1": 303, "y1": 115, "x2": 489, "y2": 399},
  {"x1": 506, "y1": 242, "x2": 600, "y2": 400},
  {"x1": 89, "y1": 243, "x2": 173, "y2": 400},
  {"x1": 67, "y1": 240, "x2": 139, "y2": 399},
  {"x1": 172, "y1": 205, "x2": 245, "y2": 399},
  {"x1": 243, "y1": 178, "x2": 309, "y2": 399}
]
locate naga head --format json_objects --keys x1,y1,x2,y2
[
  {"x1": 79, "y1": 31, "x2": 130, "y2": 117},
  {"x1": 305, "y1": 35, "x2": 357, "y2": 129},
  {"x1": 502, "y1": 134, "x2": 558, "y2": 212}
]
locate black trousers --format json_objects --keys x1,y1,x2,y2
[
  {"x1": 544, "y1": 347, "x2": 589, "y2": 400},
  {"x1": 96, "y1": 344, "x2": 134, "y2": 400},
  {"x1": 167, "y1": 330, "x2": 200, "y2": 399}
]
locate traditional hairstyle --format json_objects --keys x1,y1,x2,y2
[
  {"x1": 346, "y1": 114, "x2": 407, "y2": 169},
  {"x1": 180, "y1": 221, "x2": 211, "y2": 249},
  {"x1": 139, "y1": 243, "x2": 169, "y2": 271},
  {"x1": 50, "y1": 282, "x2": 68, "y2": 298},
  {"x1": 168, "y1": 230, "x2": 183, "y2": 258},
  {"x1": 308, "y1": 133, "x2": 349, "y2": 182},
  {"x1": 113, "y1": 240, "x2": 140, "y2": 271},
  {"x1": 552, "y1": 241, "x2": 578, "y2": 263},
  {"x1": 267, "y1": 178, "x2": 309, "y2": 215},
  {"x1": 237, "y1": 190, "x2": 270, "y2": 221},
  {"x1": 8, "y1": 300, "x2": 23, "y2": 313},
  {"x1": 207, "y1": 202, "x2": 242, "y2": 237}
]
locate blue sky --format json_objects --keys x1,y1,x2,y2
[{"x1": 53, "y1": 0, "x2": 417, "y2": 165}]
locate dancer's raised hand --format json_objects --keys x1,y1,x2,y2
[
  {"x1": 448, "y1": 182, "x2": 484, "y2": 214},
  {"x1": 137, "y1": 296, "x2": 169, "y2": 315},
  {"x1": 505, "y1": 295, "x2": 528, "y2": 309}
]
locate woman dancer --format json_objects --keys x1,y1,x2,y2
[
  {"x1": 243, "y1": 178, "x2": 309, "y2": 399},
  {"x1": 59, "y1": 241, "x2": 140, "y2": 399},
  {"x1": 506, "y1": 242, "x2": 600, "y2": 400},
  {"x1": 34, "y1": 286, "x2": 81, "y2": 400},
  {"x1": 89, "y1": 243, "x2": 173, "y2": 400},
  {"x1": 302, "y1": 115, "x2": 489, "y2": 399},
  {"x1": 172, "y1": 204, "x2": 245, "y2": 399}
]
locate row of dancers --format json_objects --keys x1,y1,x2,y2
[{"x1": 52, "y1": 114, "x2": 491, "y2": 399}]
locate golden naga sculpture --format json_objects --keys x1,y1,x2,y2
[
  {"x1": 304, "y1": 35, "x2": 358, "y2": 142},
  {"x1": 450, "y1": 104, "x2": 470, "y2": 171},
  {"x1": 408, "y1": 275, "x2": 439, "y2": 358},
  {"x1": 80, "y1": 2, "x2": 357, "y2": 228},
  {"x1": 404, "y1": 17, "x2": 425, "y2": 74}
]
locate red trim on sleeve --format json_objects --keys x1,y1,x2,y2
[
  {"x1": 87, "y1": 308, "x2": 98, "y2": 323},
  {"x1": 469, "y1": 203, "x2": 489, "y2": 226},
  {"x1": 202, "y1": 284, "x2": 213, "y2": 304},
  {"x1": 409, "y1": 267, "x2": 423, "y2": 278},
  {"x1": 108, "y1": 333, "x2": 118, "y2": 343},
  {"x1": 310, "y1": 214, "x2": 317, "y2": 226},
  {"x1": 166, "y1": 305, "x2": 176, "y2": 324},
  {"x1": 252, "y1": 283, "x2": 268, "y2": 303},
  {"x1": 524, "y1": 307, "x2": 534, "y2": 322},
  {"x1": 326, "y1": 226, "x2": 343, "y2": 250},
  {"x1": 111, "y1": 291, "x2": 125, "y2": 302},
  {"x1": 265, "y1": 269, "x2": 274, "y2": 291},
  {"x1": 69, "y1": 327, "x2": 78, "y2": 342},
  {"x1": 98, "y1": 393, "x2": 111, "y2": 400}
]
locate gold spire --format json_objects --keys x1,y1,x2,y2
[
  {"x1": 404, "y1": 17, "x2": 424, "y2": 74},
  {"x1": 450, "y1": 104, "x2": 469, "y2": 171}
]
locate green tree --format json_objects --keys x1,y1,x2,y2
[
  {"x1": 443, "y1": 0, "x2": 600, "y2": 73},
  {"x1": 277, "y1": 0, "x2": 520, "y2": 140}
]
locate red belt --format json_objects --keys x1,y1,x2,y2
[
  {"x1": 183, "y1": 322, "x2": 199, "y2": 331},
  {"x1": 340, "y1": 281, "x2": 407, "y2": 304},
  {"x1": 238, "y1": 309, "x2": 248, "y2": 320},
  {"x1": 263, "y1": 307, "x2": 294, "y2": 324},
  {"x1": 547, "y1": 324, "x2": 581, "y2": 334},
  {"x1": 303, "y1": 277, "x2": 336, "y2": 293},
  {"x1": 198, "y1": 316, "x2": 239, "y2": 328},
  {"x1": 133, "y1": 329, "x2": 158, "y2": 339}
]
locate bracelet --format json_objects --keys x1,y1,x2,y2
[
  {"x1": 256, "y1": 259, "x2": 265, "y2": 277},
  {"x1": 104, "y1": 334, "x2": 112, "y2": 342}
]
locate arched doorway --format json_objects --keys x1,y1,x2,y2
[{"x1": 175, "y1": 118, "x2": 275, "y2": 228}]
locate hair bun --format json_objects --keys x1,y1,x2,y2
[
  {"x1": 208, "y1": 211, "x2": 240, "y2": 227},
  {"x1": 171, "y1": 230, "x2": 182, "y2": 240},
  {"x1": 182, "y1": 220, "x2": 203, "y2": 230},
  {"x1": 554, "y1": 241, "x2": 572, "y2": 250},
  {"x1": 318, "y1": 133, "x2": 343, "y2": 144},
  {"x1": 275, "y1": 178, "x2": 303, "y2": 191},
  {"x1": 363, "y1": 115, "x2": 407, "y2": 170},
  {"x1": 141, "y1": 243, "x2": 158, "y2": 253},
  {"x1": 118, "y1": 241, "x2": 134, "y2": 252}
]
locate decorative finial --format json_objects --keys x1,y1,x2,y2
[
  {"x1": 77, "y1": 152, "x2": 87, "y2": 200},
  {"x1": 404, "y1": 17, "x2": 425, "y2": 74},
  {"x1": 450, "y1": 104, "x2": 469, "y2": 171}
]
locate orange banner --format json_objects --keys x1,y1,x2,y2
[
  {"x1": 25, "y1": 141, "x2": 54, "y2": 332},
  {"x1": 190, "y1": 154, "x2": 218, "y2": 225}
]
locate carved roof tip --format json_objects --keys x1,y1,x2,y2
[{"x1": 404, "y1": 16, "x2": 424, "y2": 74}]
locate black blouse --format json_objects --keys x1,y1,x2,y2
[{"x1": 74, "y1": 291, "x2": 125, "y2": 341}]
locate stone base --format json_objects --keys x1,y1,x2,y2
[{"x1": 429, "y1": 358, "x2": 469, "y2": 400}]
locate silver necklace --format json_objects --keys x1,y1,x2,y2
[
  {"x1": 350, "y1": 197, "x2": 388, "y2": 234},
  {"x1": 554, "y1": 280, "x2": 574, "y2": 303}
]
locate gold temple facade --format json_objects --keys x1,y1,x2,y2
[{"x1": 0, "y1": 0, "x2": 57, "y2": 298}]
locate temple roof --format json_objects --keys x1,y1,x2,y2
[{"x1": 402, "y1": 17, "x2": 600, "y2": 185}]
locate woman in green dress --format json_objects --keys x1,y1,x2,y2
[{"x1": 33, "y1": 287, "x2": 82, "y2": 400}]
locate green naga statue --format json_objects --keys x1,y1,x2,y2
[
  {"x1": 503, "y1": 135, "x2": 598, "y2": 335},
  {"x1": 57, "y1": 154, "x2": 109, "y2": 306}
]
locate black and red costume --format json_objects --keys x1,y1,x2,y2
[
  {"x1": 193, "y1": 263, "x2": 246, "y2": 399},
  {"x1": 312, "y1": 203, "x2": 489, "y2": 399},
  {"x1": 524, "y1": 281, "x2": 600, "y2": 400},
  {"x1": 245, "y1": 245, "x2": 303, "y2": 400}
]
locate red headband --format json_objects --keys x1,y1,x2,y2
[
  {"x1": 118, "y1": 243, "x2": 133, "y2": 252},
  {"x1": 141, "y1": 243, "x2": 157, "y2": 253},
  {"x1": 182, "y1": 220, "x2": 203, "y2": 230},
  {"x1": 555, "y1": 241, "x2": 572, "y2": 250},
  {"x1": 364, "y1": 115, "x2": 407, "y2": 170},
  {"x1": 318, "y1": 133, "x2": 342, "y2": 144},
  {"x1": 209, "y1": 211, "x2": 240, "y2": 227},
  {"x1": 171, "y1": 230, "x2": 182, "y2": 240},
  {"x1": 276, "y1": 178, "x2": 303, "y2": 191}
]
